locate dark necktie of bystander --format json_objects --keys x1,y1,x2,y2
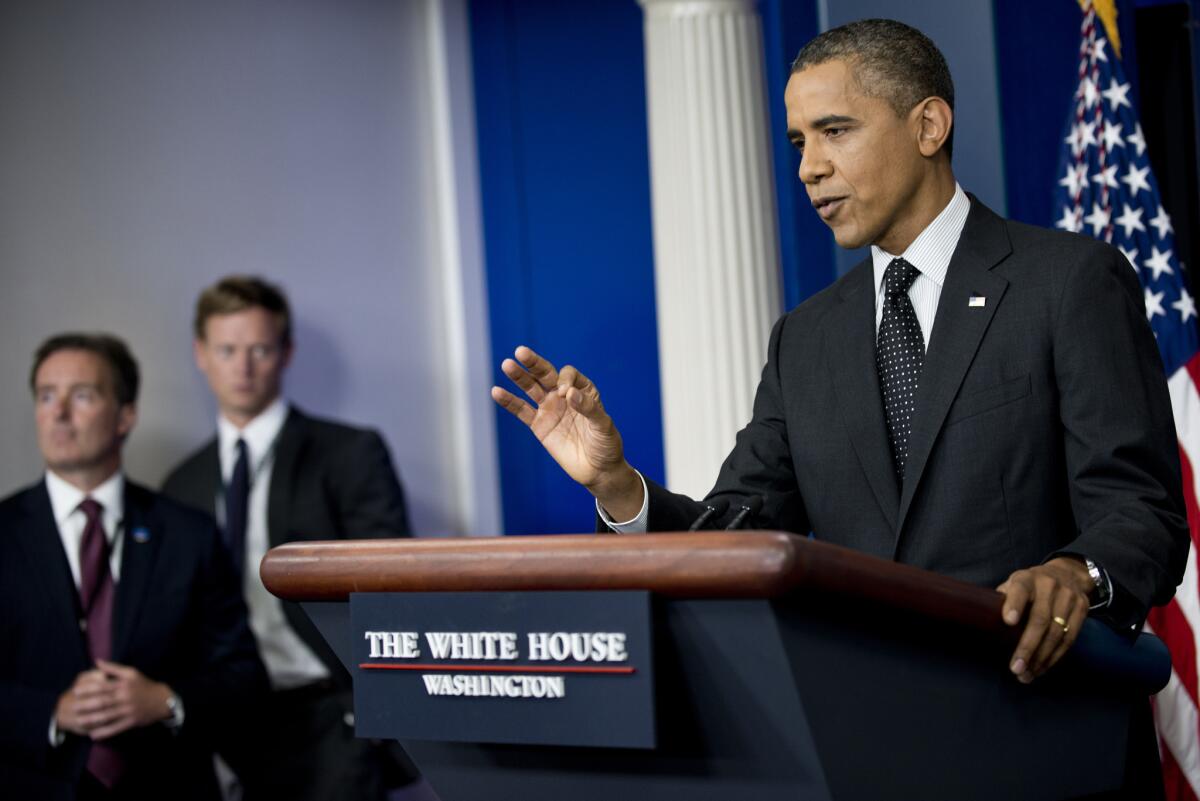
[
  {"x1": 78, "y1": 498, "x2": 125, "y2": 789},
  {"x1": 224, "y1": 438, "x2": 250, "y2": 577}
]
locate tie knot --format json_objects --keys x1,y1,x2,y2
[
  {"x1": 885, "y1": 258, "x2": 920, "y2": 297},
  {"x1": 235, "y1": 438, "x2": 248, "y2": 458},
  {"x1": 78, "y1": 497, "x2": 103, "y2": 522}
]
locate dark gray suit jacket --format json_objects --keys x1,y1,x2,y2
[
  {"x1": 161, "y1": 406, "x2": 411, "y2": 684},
  {"x1": 0, "y1": 481, "x2": 266, "y2": 801},
  {"x1": 640, "y1": 199, "x2": 1189, "y2": 631}
]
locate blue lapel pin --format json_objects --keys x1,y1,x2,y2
[{"x1": 131, "y1": 526, "x2": 151, "y2": 544}]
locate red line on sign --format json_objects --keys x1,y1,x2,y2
[{"x1": 358, "y1": 663, "x2": 636, "y2": 674}]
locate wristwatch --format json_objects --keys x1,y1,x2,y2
[
  {"x1": 164, "y1": 693, "x2": 184, "y2": 729},
  {"x1": 1084, "y1": 557, "x2": 1113, "y2": 609}
]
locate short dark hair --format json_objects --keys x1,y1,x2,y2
[
  {"x1": 30, "y1": 333, "x2": 140, "y2": 406},
  {"x1": 194, "y1": 275, "x2": 292, "y2": 346},
  {"x1": 792, "y1": 18, "x2": 955, "y2": 158}
]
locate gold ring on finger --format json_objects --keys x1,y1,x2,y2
[{"x1": 1053, "y1": 615, "x2": 1069, "y2": 634}]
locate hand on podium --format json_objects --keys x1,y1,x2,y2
[
  {"x1": 491, "y1": 346, "x2": 645, "y2": 521},
  {"x1": 997, "y1": 556, "x2": 1093, "y2": 682}
]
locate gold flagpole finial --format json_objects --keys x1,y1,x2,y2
[{"x1": 1078, "y1": 0, "x2": 1122, "y2": 58}]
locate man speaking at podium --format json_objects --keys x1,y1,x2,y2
[{"x1": 492, "y1": 16, "x2": 1188, "y2": 699}]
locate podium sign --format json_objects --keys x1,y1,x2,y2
[
  {"x1": 265, "y1": 533, "x2": 1171, "y2": 800},
  {"x1": 350, "y1": 590, "x2": 655, "y2": 748}
]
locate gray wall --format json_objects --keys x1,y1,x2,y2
[{"x1": 0, "y1": 0, "x2": 486, "y2": 535}]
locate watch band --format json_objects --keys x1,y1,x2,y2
[
  {"x1": 164, "y1": 693, "x2": 184, "y2": 729},
  {"x1": 1084, "y1": 557, "x2": 1113, "y2": 609}
]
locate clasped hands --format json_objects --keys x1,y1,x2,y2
[
  {"x1": 55, "y1": 660, "x2": 174, "y2": 741},
  {"x1": 493, "y1": 346, "x2": 1094, "y2": 681}
]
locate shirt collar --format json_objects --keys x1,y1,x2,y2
[
  {"x1": 871, "y1": 183, "x2": 970, "y2": 297},
  {"x1": 217, "y1": 397, "x2": 289, "y2": 473},
  {"x1": 45, "y1": 469, "x2": 125, "y2": 529}
]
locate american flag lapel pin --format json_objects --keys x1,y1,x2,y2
[{"x1": 968, "y1": 295, "x2": 986, "y2": 308}]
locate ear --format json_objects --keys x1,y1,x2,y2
[
  {"x1": 280, "y1": 341, "x2": 295, "y2": 370},
  {"x1": 193, "y1": 338, "x2": 207, "y2": 372},
  {"x1": 117, "y1": 403, "x2": 138, "y2": 440},
  {"x1": 914, "y1": 97, "x2": 953, "y2": 158}
]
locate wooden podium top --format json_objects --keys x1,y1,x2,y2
[{"x1": 259, "y1": 531, "x2": 1009, "y2": 635}]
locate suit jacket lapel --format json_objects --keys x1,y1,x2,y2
[
  {"x1": 826, "y1": 260, "x2": 900, "y2": 531},
  {"x1": 14, "y1": 485, "x2": 89, "y2": 666},
  {"x1": 194, "y1": 440, "x2": 221, "y2": 517},
  {"x1": 267, "y1": 408, "x2": 305, "y2": 549},
  {"x1": 112, "y1": 483, "x2": 165, "y2": 661},
  {"x1": 895, "y1": 201, "x2": 1012, "y2": 539}
]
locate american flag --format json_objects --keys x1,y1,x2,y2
[{"x1": 1054, "y1": 3, "x2": 1200, "y2": 797}]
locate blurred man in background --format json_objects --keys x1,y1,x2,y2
[
  {"x1": 163, "y1": 276, "x2": 412, "y2": 801},
  {"x1": 0, "y1": 332, "x2": 265, "y2": 800}
]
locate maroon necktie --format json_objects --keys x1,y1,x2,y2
[{"x1": 78, "y1": 498, "x2": 125, "y2": 788}]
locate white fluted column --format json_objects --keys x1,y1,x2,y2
[{"x1": 639, "y1": 0, "x2": 783, "y2": 499}]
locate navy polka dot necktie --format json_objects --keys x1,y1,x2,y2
[{"x1": 876, "y1": 258, "x2": 925, "y2": 482}]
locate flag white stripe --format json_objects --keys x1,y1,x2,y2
[
  {"x1": 1168, "y1": 371, "x2": 1200, "y2": 642},
  {"x1": 1169, "y1": 368, "x2": 1200, "y2": 445},
  {"x1": 1153, "y1": 662, "x2": 1200, "y2": 792}
]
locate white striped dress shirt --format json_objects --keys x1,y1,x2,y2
[
  {"x1": 871, "y1": 183, "x2": 970, "y2": 348},
  {"x1": 217, "y1": 399, "x2": 329, "y2": 689}
]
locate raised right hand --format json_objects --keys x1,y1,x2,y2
[{"x1": 491, "y1": 346, "x2": 643, "y2": 518}]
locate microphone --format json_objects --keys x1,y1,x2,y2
[
  {"x1": 724, "y1": 496, "x2": 763, "y2": 530},
  {"x1": 687, "y1": 498, "x2": 730, "y2": 531}
]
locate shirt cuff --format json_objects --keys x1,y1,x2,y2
[
  {"x1": 165, "y1": 692, "x2": 185, "y2": 730},
  {"x1": 1088, "y1": 560, "x2": 1115, "y2": 611},
  {"x1": 595, "y1": 470, "x2": 649, "y2": 533}
]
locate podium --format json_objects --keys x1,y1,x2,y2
[{"x1": 260, "y1": 532, "x2": 1168, "y2": 801}]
